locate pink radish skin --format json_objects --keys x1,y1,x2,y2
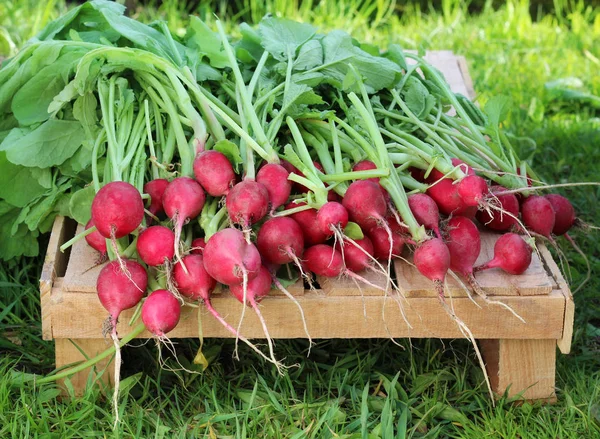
[
  {"x1": 521, "y1": 195, "x2": 555, "y2": 238},
  {"x1": 141, "y1": 289, "x2": 181, "y2": 336},
  {"x1": 230, "y1": 265, "x2": 272, "y2": 305},
  {"x1": 256, "y1": 164, "x2": 292, "y2": 210},
  {"x1": 97, "y1": 259, "x2": 148, "y2": 322},
  {"x1": 368, "y1": 225, "x2": 404, "y2": 261},
  {"x1": 408, "y1": 193, "x2": 442, "y2": 238},
  {"x1": 193, "y1": 150, "x2": 236, "y2": 197},
  {"x1": 457, "y1": 175, "x2": 489, "y2": 207},
  {"x1": 287, "y1": 202, "x2": 328, "y2": 246},
  {"x1": 477, "y1": 185, "x2": 519, "y2": 231},
  {"x1": 91, "y1": 182, "x2": 144, "y2": 239},
  {"x1": 317, "y1": 202, "x2": 349, "y2": 236},
  {"x1": 191, "y1": 237, "x2": 206, "y2": 255},
  {"x1": 85, "y1": 220, "x2": 107, "y2": 255},
  {"x1": 414, "y1": 238, "x2": 451, "y2": 296},
  {"x1": 203, "y1": 228, "x2": 261, "y2": 285},
  {"x1": 144, "y1": 179, "x2": 169, "y2": 217},
  {"x1": 426, "y1": 178, "x2": 476, "y2": 218},
  {"x1": 226, "y1": 180, "x2": 270, "y2": 227},
  {"x1": 352, "y1": 160, "x2": 380, "y2": 184},
  {"x1": 257, "y1": 217, "x2": 304, "y2": 265},
  {"x1": 303, "y1": 244, "x2": 345, "y2": 277},
  {"x1": 163, "y1": 177, "x2": 206, "y2": 262},
  {"x1": 136, "y1": 226, "x2": 175, "y2": 267},
  {"x1": 545, "y1": 194, "x2": 575, "y2": 236},
  {"x1": 475, "y1": 233, "x2": 532, "y2": 275},
  {"x1": 173, "y1": 254, "x2": 217, "y2": 301},
  {"x1": 342, "y1": 180, "x2": 387, "y2": 232},
  {"x1": 340, "y1": 237, "x2": 375, "y2": 273},
  {"x1": 446, "y1": 216, "x2": 481, "y2": 277},
  {"x1": 451, "y1": 158, "x2": 476, "y2": 176}
]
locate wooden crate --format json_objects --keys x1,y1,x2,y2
[{"x1": 39, "y1": 52, "x2": 575, "y2": 402}]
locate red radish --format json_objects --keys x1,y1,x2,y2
[
  {"x1": 413, "y1": 238, "x2": 451, "y2": 297},
  {"x1": 477, "y1": 185, "x2": 519, "y2": 231},
  {"x1": 287, "y1": 202, "x2": 328, "y2": 246},
  {"x1": 96, "y1": 258, "x2": 147, "y2": 427},
  {"x1": 202, "y1": 228, "x2": 261, "y2": 286},
  {"x1": 408, "y1": 193, "x2": 442, "y2": 238},
  {"x1": 190, "y1": 237, "x2": 206, "y2": 255},
  {"x1": 141, "y1": 289, "x2": 181, "y2": 337},
  {"x1": 316, "y1": 202, "x2": 349, "y2": 237},
  {"x1": 162, "y1": 177, "x2": 206, "y2": 263},
  {"x1": 91, "y1": 181, "x2": 144, "y2": 239},
  {"x1": 368, "y1": 225, "x2": 404, "y2": 261},
  {"x1": 409, "y1": 167, "x2": 426, "y2": 182},
  {"x1": 289, "y1": 161, "x2": 324, "y2": 193},
  {"x1": 427, "y1": 178, "x2": 477, "y2": 218},
  {"x1": 545, "y1": 194, "x2": 575, "y2": 236},
  {"x1": 457, "y1": 175, "x2": 489, "y2": 207},
  {"x1": 352, "y1": 160, "x2": 380, "y2": 184},
  {"x1": 256, "y1": 163, "x2": 292, "y2": 210},
  {"x1": 229, "y1": 265, "x2": 272, "y2": 304},
  {"x1": 327, "y1": 190, "x2": 342, "y2": 202},
  {"x1": 451, "y1": 158, "x2": 475, "y2": 176},
  {"x1": 226, "y1": 180, "x2": 269, "y2": 228},
  {"x1": 256, "y1": 217, "x2": 304, "y2": 266},
  {"x1": 173, "y1": 254, "x2": 217, "y2": 301},
  {"x1": 521, "y1": 195, "x2": 555, "y2": 238},
  {"x1": 474, "y1": 233, "x2": 532, "y2": 275},
  {"x1": 340, "y1": 237, "x2": 375, "y2": 273},
  {"x1": 193, "y1": 150, "x2": 236, "y2": 196},
  {"x1": 144, "y1": 179, "x2": 169, "y2": 217},
  {"x1": 136, "y1": 226, "x2": 175, "y2": 267},
  {"x1": 342, "y1": 180, "x2": 387, "y2": 232},
  {"x1": 85, "y1": 219, "x2": 107, "y2": 255},
  {"x1": 304, "y1": 244, "x2": 345, "y2": 277},
  {"x1": 445, "y1": 216, "x2": 481, "y2": 280}
]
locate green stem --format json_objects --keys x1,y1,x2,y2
[{"x1": 60, "y1": 226, "x2": 96, "y2": 253}]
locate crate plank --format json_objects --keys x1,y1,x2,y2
[
  {"x1": 49, "y1": 288, "x2": 566, "y2": 340},
  {"x1": 318, "y1": 267, "x2": 391, "y2": 296},
  {"x1": 395, "y1": 231, "x2": 553, "y2": 297}
]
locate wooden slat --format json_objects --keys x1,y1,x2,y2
[
  {"x1": 49, "y1": 288, "x2": 566, "y2": 340},
  {"x1": 456, "y1": 56, "x2": 476, "y2": 100},
  {"x1": 395, "y1": 232, "x2": 553, "y2": 298},
  {"x1": 481, "y1": 339, "x2": 557, "y2": 402},
  {"x1": 318, "y1": 268, "x2": 390, "y2": 296},
  {"x1": 39, "y1": 216, "x2": 76, "y2": 340},
  {"x1": 538, "y1": 245, "x2": 574, "y2": 354}
]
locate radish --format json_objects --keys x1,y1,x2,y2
[
  {"x1": 229, "y1": 265, "x2": 284, "y2": 373},
  {"x1": 141, "y1": 289, "x2": 181, "y2": 337},
  {"x1": 96, "y1": 258, "x2": 147, "y2": 427},
  {"x1": 190, "y1": 237, "x2": 206, "y2": 255},
  {"x1": 91, "y1": 181, "x2": 144, "y2": 239},
  {"x1": 342, "y1": 180, "x2": 387, "y2": 232},
  {"x1": 85, "y1": 219, "x2": 107, "y2": 256},
  {"x1": 408, "y1": 193, "x2": 442, "y2": 238},
  {"x1": 202, "y1": 228, "x2": 261, "y2": 286},
  {"x1": 287, "y1": 202, "x2": 328, "y2": 246},
  {"x1": 477, "y1": 185, "x2": 519, "y2": 231},
  {"x1": 457, "y1": 175, "x2": 489, "y2": 207},
  {"x1": 162, "y1": 177, "x2": 206, "y2": 265},
  {"x1": 193, "y1": 150, "x2": 236, "y2": 197},
  {"x1": 545, "y1": 194, "x2": 575, "y2": 236},
  {"x1": 426, "y1": 177, "x2": 476, "y2": 218},
  {"x1": 451, "y1": 158, "x2": 476, "y2": 176},
  {"x1": 226, "y1": 180, "x2": 270, "y2": 228},
  {"x1": 340, "y1": 237, "x2": 375, "y2": 273},
  {"x1": 256, "y1": 217, "x2": 304, "y2": 266},
  {"x1": 144, "y1": 178, "x2": 169, "y2": 218},
  {"x1": 368, "y1": 225, "x2": 404, "y2": 261},
  {"x1": 352, "y1": 160, "x2": 380, "y2": 184},
  {"x1": 316, "y1": 202, "x2": 349, "y2": 237},
  {"x1": 256, "y1": 163, "x2": 292, "y2": 211},
  {"x1": 413, "y1": 238, "x2": 451, "y2": 298},
  {"x1": 474, "y1": 233, "x2": 532, "y2": 275},
  {"x1": 136, "y1": 226, "x2": 175, "y2": 267},
  {"x1": 521, "y1": 195, "x2": 555, "y2": 238}
]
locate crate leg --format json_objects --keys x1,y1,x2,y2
[
  {"x1": 480, "y1": 339, "x2": 557, "y2": 402},
  {"x1": 55, "y1": 338, "x2": 114, "y2": 396}
]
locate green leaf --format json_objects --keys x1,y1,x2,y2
[
  {"x1": 69, "y1": 185, "x2": 96, "y2": 225},
  {"x1": 343, "y1": 222, "x2": 364, "y2": 240},
  {"x1": 0, "y1": 205, "x2": 39, "y2": 260},
  {"x1": 484, "y1": 95, "x2": 511, "y2": 126},
  {"x1": 258, "y1": 17, "x2": 316, "y2": 62},
  {"x1": 213, "y1": 139, "x2": 243, "y2": 174},
  {"x1": 385, "y1": 44, "x2": 408, "y2": 71},
  {"x1": 402, "y1": 76, "x2": 435, "y2": 119},
  {"x1": 0, "y1": 152, "x2": 50, "y2": 208},
  {"x1": 0, "y1": 120, "x2": 86, "y2": 168},
  {"x1": 185, "y1": 17, "x2": 228, "y2": 69},
  {"x1": 73, "y1": 92, "x2": 99, "y2": 139},
  {"x1": 293, "y1": 39, "x2": 323, "y2": 71}
]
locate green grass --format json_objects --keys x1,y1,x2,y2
[{"x1": 1, "y1": 0, "x2": 600, "y2": 437}]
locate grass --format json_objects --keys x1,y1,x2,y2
[{"x1": 1, "y1": 0, "x2": 600, "y2": 437}]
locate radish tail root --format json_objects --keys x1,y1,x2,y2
[
  {"x1": 173, "y1": 215, "x2": 188, "y2": 275},
  {"x1": 565, "y1": 233, "x2": 591, "y2": 294},
  {"x1": 271, "y1": 275, "x2": 313, "y2": 355},
  {"x1": 109, "y1": 322, "x2": 121, "y2": 430},
  {"x1": 343, "y1": 235, "x2": 396, "y2": 289},
  {"x1": 110, "y1": 227, "x2": 133, "y2": 280},
  {"x1": 234, "y1": 268, "x2": 249, "y2": 360},
  {"x1": 249, "y1": 298, "x2": 285, "y2": 375},
  {"x1": 467, "y1": 274, "x2": 525, "y2": 323},
  {"x1": 288, "y1": 251, "x2": 314, "y2": 290}
]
